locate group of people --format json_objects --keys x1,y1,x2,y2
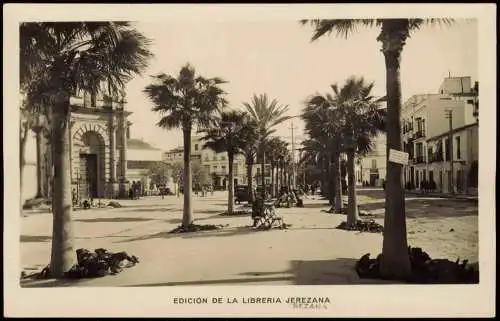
[
  {"x1": 194, "y1": 184, "x2": 214, "y2": 197},
  {"x1": 128, "y1": 181, "x2": 143, "y2": 200},
  {"x1": 303, "y1": 183, "x2": 320, "y2": 195},
  {"x1": 275, "y1": 186, "x2": 303, "y2": 208},
  {"x1": 419, "y1": 179, "x2": 437, "y2": 194}
]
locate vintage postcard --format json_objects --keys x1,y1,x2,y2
[{"x1": 3, "y1": 3, "x2": 496, "y2": 318}]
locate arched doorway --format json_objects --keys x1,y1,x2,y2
[{"x1": 78, "y1": 131, "x2": 106, "y2": 199}]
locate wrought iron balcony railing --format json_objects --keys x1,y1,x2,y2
[{"x1": 414, "y1": 156, "x2": 426, "y2": 164}]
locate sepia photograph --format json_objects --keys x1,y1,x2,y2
[{"x1": 4, "y1": 3, "x2": 496, "y2": 318}]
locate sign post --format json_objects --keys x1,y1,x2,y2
[{"x1": 388, "y1": 149, "x2": 409, "y2": 166}]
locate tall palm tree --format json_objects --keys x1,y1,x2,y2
[
  {"x1": 301, "y1": 18, "x2": 452, "y2": 279},
  {"x1": 242, "y1": 94, "x2": 291, "y2": 199},
  {"x1": 333, "y1": 77, "x2": 385, "y2": 226},
  {"x1": 199, "y1": 110, "x2": 248, "y2": 215},
  {"x1": 144, "y1": 64, "x2": 228, "y2": 227},
  {"x1": 238, "y1": 117, "x2": 259, "y2": 203},
  {"x1": 20, "y1": 22, "x2": 152, "y2": 277},
  {"x1": 302, "y1": 96, "x2": 344, "y2": 212}
]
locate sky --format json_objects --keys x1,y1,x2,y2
[
  {"x1": 23, "y1": 19, "x2": 478, "y2": 162},
  {"x1": 124, "y1": 19, "x2": 478, "y2": 152}
]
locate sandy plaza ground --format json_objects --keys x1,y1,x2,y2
[{"x1": 20, "y1": 188, "x2": 478, "y2": 287}]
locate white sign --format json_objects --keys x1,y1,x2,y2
[{"x1": 388, "y1": 149, "x2": 409, "y2": 165}]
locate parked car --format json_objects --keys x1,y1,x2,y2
[{"x1": 235, "y1": 185, "x2": 251, "y2": 204}]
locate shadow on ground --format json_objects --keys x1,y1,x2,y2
[
  {"x1": 121, "y1": 275, "x2": 295, "y2": 286},
  {"x1": 20, "y1": 278, "x2": 85, "y2": 288},
  {"x1": 120, "y1": 207, "x2": 177, "y2": 213},
  {"x1": 115, "y1": 225, "x2": 273, "y2": 243},
  {"x1": 120, "y1": 258, "x2": 398, "y2": 286},
  {"x1": 359, "y1": 198, "x2": 478, "y2": 219},
  {"x1": 287, "y1": 258, "x2": 398, "y2": 284},
  {"x1": 195, "y1": 209, "x2": 226, "y2": 215},
  {"x1": 302, "y1": 202, "x2": 331, "y2": 209},
  {"x1": 74, "y1": 217, "x2": 159, "y2": 223},
  {"x1": 20, "y1": 235, "x2": 52, "y2": 243},
  {"x1": 237, "y1": 258, "x2": 399, "y2": 285},
  {"x1": 356, "y1": 189, "x2": 385, "y2": 199},
  {"x1": 121, "y1": 203, "x2": 174, "y2": 209}
]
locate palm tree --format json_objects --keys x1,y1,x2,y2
[
  {"x1": 301, "y1": 18, "x2": 452, "y2": 279},
  {"x1": 20, "y1": 22, "x2": 153, "y2": 277},
  {"x1": 242, "y1": 94, "x2": 291, "y2": 199},
  {"x1": 333, "y1": 77, "x2": 385, "y2": 226},
  {"x1": 199, "y1": 110, "x2": 249, "y2": 215},
  {"x1": 263, "y1": 137, "x2": 289, "y2": 198},
  {"x1": 302, "y1": 96, "x2": 344, "y2": 212},
  {"x1": 238, "y1": 117, "x2": 259, "y2": 203},
  {"x1": 144, "y1": 64, "x2": 228, "y2": 227}
]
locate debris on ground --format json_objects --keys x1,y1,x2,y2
[
  {"x1": 323, "y1": 207, "x2": 374, "y2": 217},
  {"x1": 336, "y1": 219, "x2": 384, "y2": 233},
  {"x1": 168, "y1": 223, "x2": 225, "y2": 234},
  {"x1": 219, "y1": 210, "x2": 250, "y2": 216},
  {"x1": 355, "y1": 246, "x2": 479, "y2": 284},
  {"x1": 21, "y1": 248, "x2": 140, "y2": 280},
  {"x1": 22, "y1": 198, "x2": 51, "y2": 210},
  {"x1": 107, "y1": 201, "x2": 122, "y2": 208}
]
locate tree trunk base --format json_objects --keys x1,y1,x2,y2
[
  {"x1": 336, "y1": 219, "x2": 384, "y2": 233},
  {"x1": 356, "y1": 246, "x2": 479, "y2": 283}
]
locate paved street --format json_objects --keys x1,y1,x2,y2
[{"x1": 20, "y1": 189, "x2": 478, "y2": 287}]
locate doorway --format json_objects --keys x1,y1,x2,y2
[{"x1": 80, "y1": 153, "x2": 99, "y2": 198}]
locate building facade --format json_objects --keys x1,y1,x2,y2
[
  {"x1": 402, "y1": 77, "x2": 478, "y2": 194},
  {"x1": 163, "y1": 135, "x2": 272, "y2": 190},
  {"x1": 355, "y1": 132, "x2": 387, "y2": 187},
  {"x1": 126, "y1": 137, "x2": 164, "y2": 194},
  {"x1": 32, "y1": 87, "x2": 132, "y2": 201}
]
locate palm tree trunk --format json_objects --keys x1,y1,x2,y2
[
  {"x1": 321, "y1": 156, "x2": 328, "y2": 196},
  {"x1": 379, "y1": 20, "x2": 412, "y2": 280},
  {"x1": 334, "y1": 153, "x2": 343, "y2": 213},
  {"x1": 35, "y1": 129, "x2": 43, "y2": 198},
  {"x1": 227, "y1": 152, "x2": 234, "y2": 215},
  {"x1": 50, "y1": 93, "x2": 75, "y2": 277},
  {"x1": 260, "y1": 148, "x2": 266, "y2": 199},
  {"x1": 327, "y1": 153, "x2": 335, "y2": 205},
  {"x1": 270, "y1": 164, "x2": 275, "y2": 198},
  {"x1": 246, "y1": 161, "x2": 253, "y2": 203},
  {"x1": 279, "y1": 160, "x2": 283, "y2": 191},
  {"x1": 346, "y1": 149, "x2": 359, "y2": 226},
  {"x1": 20, "y1": 121, "x2": 29, "y2": 208},
  {"x1": 182, "y1": 128, "x2": 193, "y2": 227}
]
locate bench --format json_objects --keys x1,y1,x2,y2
[{"x1": 252, "y1": 201, "x2": 284, "y2": 230}]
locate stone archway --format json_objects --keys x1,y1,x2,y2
[{"x1": 72, "y1": 123, "x2": 110, "y2": 199}]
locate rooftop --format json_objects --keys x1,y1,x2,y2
[
  {"x1": 127, "y1": 138, "x2": 161, "y2": 150},
  {"x1": 165, "y1": 146, "x2": 184, "y2": 154}
]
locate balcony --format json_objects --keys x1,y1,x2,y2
[
  {"x1": 212, "y1": 170, "x2": 228, "y2": 176},
  {"x1": 414, "y1": 156, "x2": 426, "y2": 164},
  {"x1": 414, "y1": 130, "x2": 426, "y2": 139}
]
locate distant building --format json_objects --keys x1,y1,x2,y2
[
  {"x1": 355, "y1": 101, "x2": 387, "y2": 187},
  {"x1": 356, "y1": 132, "x2": 387, "y2": 187},
  {"x1": 126, "y1": 137, "x2": 164, "y2": 193},
  {"x1": 402, "y1": 76, "x2": 478, "y2": 194},
  {"x1": 25, "y1": 85, "x2": 132, "y2": 201},
  {"x1": 163, "y1": 135, "x2": 271, "y2": 190},
  {"x1": 21, "y1": 83, "x2": 168, "y2": 201}
]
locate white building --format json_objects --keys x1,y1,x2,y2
[
  {"x1": 355, "y1": 101, "x2": 388, "y2": 187},
  {"x1": 163, "y1": 134, "x2": 272, "y2": 190},
  {"x1": 356, "y1": 132, "x2": 387, "y2": 187},
  {"x1": 402, "y1": 76, "x2": 478, "y2": 194},
  {"x1": 126, "y1": 136, "x2": 164, "y2": 193}
]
